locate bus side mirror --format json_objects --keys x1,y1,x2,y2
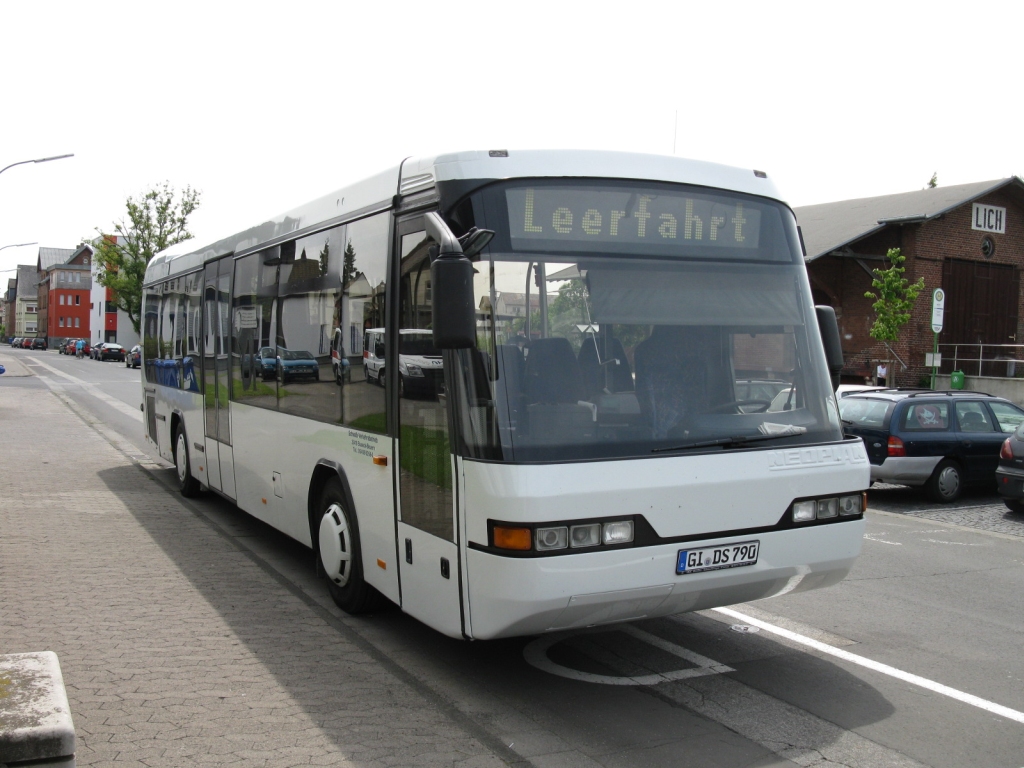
[
  {"x1": 815, "y1": 305, "x2": 844, "y2": 390},
  {"x1": 425, "y1": 212, "x2": 476, "y2": 349}
]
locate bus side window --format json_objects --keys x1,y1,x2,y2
[
  {"x1": 231, "y1": 251, "x2": 278, "y2": 409},
  {"x1": 339, "y1": 214, "x2": 389, "y2": 433}
]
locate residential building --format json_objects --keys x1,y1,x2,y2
[
  {"x1": 36, "y1": 247, "x2": 75, "y2": 342},
  {"x1": 13, "y1": 265, "x2": 40, "y2": 337},
  {"x1": 88, "y1": 239, "x2": 140, "y2": 349},
  {"x1": 44, "y1": 245, "x2": 93, "y2": 342}
]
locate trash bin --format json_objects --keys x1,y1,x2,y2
[{"x1": 950, "y1": 370, "x2": 965, "y2": 390}]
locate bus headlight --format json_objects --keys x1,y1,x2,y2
[
  {"x1": 816, "y1": 498, "x2": 838, "y2": 519},
  {"x1": 792, "y1": 501, "x2": 816, "y2": 522},
  {"x1": 407, "y1": 365, "x2": 424, "y2": 377},
  {"x1": 838, "y1": 495, "x2": 861, "y2": 516},
  {"x1": 535, "y1": 526, "x2": 568, "y2": 551},
  {"x1": 570, "y1": 524, "x2": 601, "y2": 548},
  {"x1": 603, "y1": 521, "x2": 634, "y2": 545}
]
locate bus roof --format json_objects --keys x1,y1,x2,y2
[{"x1": 146, "y1": 150, "x2": 784, "y2": 285}]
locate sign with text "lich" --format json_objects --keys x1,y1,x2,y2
[{"x1": 972, "y1": 203, "x2": 1006, "y2": 234}]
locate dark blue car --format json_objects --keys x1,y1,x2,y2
[{"x1": 840, "y1": 389, "x2": 1024, "y2": 502}]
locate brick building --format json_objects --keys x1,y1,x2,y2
[
  {"x1": 36, "y1": 247, "x2": 75, "y2": 342},
  {"x1": 44, "y1": 244, "x2": 93, "y2": 342},
  {"x1": 796, "y1": 178, "x2": 1024, "y2": 386}
]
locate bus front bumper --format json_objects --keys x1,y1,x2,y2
[{"x1": 466, "y1": 519, "x2": 864, "y2": 640}]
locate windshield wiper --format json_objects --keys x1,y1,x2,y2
[{"x1": 652, "y1": 432, "x2": 798, "y2": 454}]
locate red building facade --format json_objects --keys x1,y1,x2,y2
[{"x1": 46, "y1": 246, "x2": 93, "y2": 341}]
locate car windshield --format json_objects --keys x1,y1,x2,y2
[
  {"x1": 389, "y1": 180, "x2": 842, "y2": 462},
  {"x1": 280, "y1": 348, "x2": 314, "y2": 361},
  {"x1": 400, "y1": 334, "x2": 441, "y2": 357},
  {"x1": 838, "y1": 397, "x2": 893, "y2": 428}
]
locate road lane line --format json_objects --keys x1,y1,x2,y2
[
  {"x1": 27, "y1": 356, "x2": 142, "y2": 422},
  {"x1": 713, "y1": 606, "x2": 1024, "y2": 724}
]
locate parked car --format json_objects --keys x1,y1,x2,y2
[
  {"x1": 64, "y1": 339, "x2": 78, "y2": 355},
  {"x1": 31, "y1": 338, "x2": 46, "y2": 350},
  {"x1": 126, "y1": 345, "x2": 142, "y2": 369},
  {"x1": 257, "y1": 347, "x2": 277, "y2": 379},
  {"x1": 836, "y1": 384, "x2": 887, "y2": 398},
  {"x1": 97, "y1": 343, "x2": 126, "y2": 362},
  {"x1": 91, "y1": 342, "x2": 107, "y2": 360},
  {"x1": 10, "y1": 337, "x2": 22, "y2": 348},
  {"x1": 277, "y1": 348, "x2": 320, "y2": 382},
  {"x1": 996, "y1": 422, "x2": 1024, "y2": 513},
  {"x1": 840, "y1": 389, "x2": 1024, "y2": 502}
]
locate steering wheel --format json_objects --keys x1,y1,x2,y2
[{"x1": 709, "y1": 399, "x2": 771, "y2": 414}]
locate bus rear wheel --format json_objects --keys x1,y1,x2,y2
[
  {"x1": 317, "y1": 478, "x2": 383, "y2": 614},
  {"x1": 174, "y1": 426, "x2": 201, "y2": 498}
]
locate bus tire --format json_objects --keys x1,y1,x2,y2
[
  {"x1": 174, "y1": 425, "x2": 201, "y2": 498},
  {"x1": 317, "y1": 477, "x2": 382, "y2": 614}
]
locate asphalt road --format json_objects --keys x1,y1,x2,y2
[{"x1": 5, "y1": 346, "x2": 1023, "y2": 768}]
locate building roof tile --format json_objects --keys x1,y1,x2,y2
[{"x1": 794, "y1": 178, "x2": 1024, "y2": 261}]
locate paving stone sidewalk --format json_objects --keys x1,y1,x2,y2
[{"x1": 0, "y1": 386, "x2": 507, "y2": 768}]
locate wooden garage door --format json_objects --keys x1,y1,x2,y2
[{"x1": 940, "y1": 259, "x2": 1018, "y2": 375}]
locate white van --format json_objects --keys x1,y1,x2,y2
[
  {"x1": 363, "y1": 328, "x2": 385, "y2": 385},
  {"x1": 362, "y1": 328, "x2": 443, "y2": 397}
]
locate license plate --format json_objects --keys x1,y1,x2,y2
[{"x1": 676, "y1": 540, "x2": 759, "y2": 575}]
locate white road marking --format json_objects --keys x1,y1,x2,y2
[
  {"x1": 523, "y1": 626, "x2": 733, "y2": 685},
  {"x1": 922, "y1": 539, "x2": 983, "y2": 546},
  {"x1": 714, "y1": 606, "x2": 1024, "y2": 725},
  {"x1": 28, "y1": 357, "x2": 142, "y2": 422},
  {"x1": 863, "y1": 533, "x2": 902, "y2": 545}
]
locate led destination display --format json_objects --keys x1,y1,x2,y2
[{"x1": 506, "y1": 186, "x2": 762, "y2": 253}]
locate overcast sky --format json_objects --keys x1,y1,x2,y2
[{"x1": 2, "y1": 1, "x2": 1021, "y2": 276}]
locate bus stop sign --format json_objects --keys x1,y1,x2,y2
[{"x1": 931, "y1": 288, "x2": 945, "y2": 334}]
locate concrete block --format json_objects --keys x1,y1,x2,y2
[{"x1": 0, "y1": 652, "x2": 76, "y2": 767}]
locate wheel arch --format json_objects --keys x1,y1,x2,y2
[{"x1": 308, "y1": 460, "x2": 358, "y2": 549}]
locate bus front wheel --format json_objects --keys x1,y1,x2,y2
[
  {"x1": 317, "y1": 478, "x2": 383, "y2": 614},
  {"x1": 174, "y1": 426, "x2": 201, "y2": 498}
]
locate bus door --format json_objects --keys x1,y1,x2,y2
[
  {"x1": 202, "y1": 258, "x2": 236, "y2": 499},
  {"x1": 394, "y1": 219, "x2": 464, "y2": 638}
]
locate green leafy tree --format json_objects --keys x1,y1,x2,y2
[
  {"x1": 94, "y1": 182, "x2": 201, "y2": 334},
  {"x1": 927, "y1": 172, "x2": 938, "y2": 188},
  {"x1": 342, "y1": 240, "x2": 356, "y2": 287},
  {"x1": 865, "y1": 247, "x2": 925, "y2": 386}
]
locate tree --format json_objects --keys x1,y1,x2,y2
[
  {"x1": 928, "y1": 172, "x2": 938, "y2": 188},
  {"x1": 94, "y1": 182, "x2": 201, "y2": 334},
  {"x1": 342, "y1": 240, "x2": 356, "y2": 287},
  {"x1": 864, "y1": 247, "x2": 925, "y2": 387}
]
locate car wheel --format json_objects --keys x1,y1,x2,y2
[
  {"x1": 316, "y1": 477, "x2": 384, "y2": 614},
  {"x1": 174, "y1": 425, "x2": 202, "y2": 498},
  {"x1": 925, "y1": 459, "x2": 963, "y2": 503},
  {"x1": 378, "y1": 368, "x2": 385, "y2": 387},
  {"x1": 1003, "y1": 498, "x2": 1024, "y2": 514}
]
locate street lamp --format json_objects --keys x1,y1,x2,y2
[
  {"x1": 0, "y1": 242, "x2": 39, "y2": 272},
  {"x1": 0, "y1": 154, "x2": 74, "y2": 177}
]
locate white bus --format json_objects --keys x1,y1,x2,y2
[{"x1": 142, "y1": 150, "x2": 868, "y2": 640}]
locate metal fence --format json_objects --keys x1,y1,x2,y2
[{"x1": 937, "y1": 343, "x2": 1024, "y2": 378}]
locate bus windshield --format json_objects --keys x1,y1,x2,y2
[{"x1": 449, "y1": 182, "x2": 842, "y2": 462}]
